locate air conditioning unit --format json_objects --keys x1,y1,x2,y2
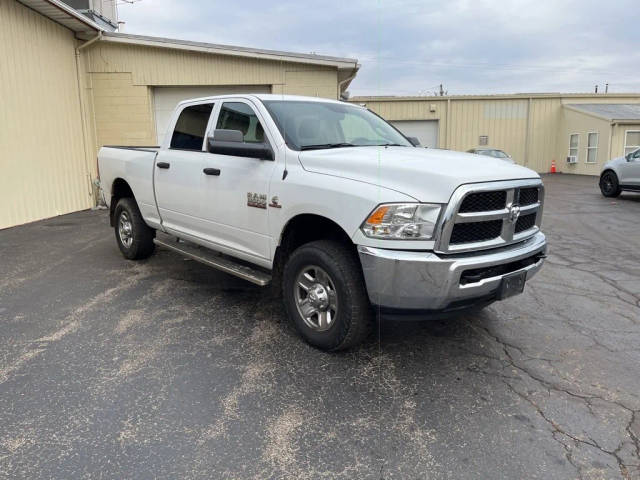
[{"x1": 566, "y1": 156, "x2": 578, "y2": 164}]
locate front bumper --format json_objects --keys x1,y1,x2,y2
[{"x1": 358, "y1": 232, "x2": 546, "y2": 315}]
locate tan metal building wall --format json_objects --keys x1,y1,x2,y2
[
  {"x1": 0, "y1": 0, "x2": 93, "y2": 230},
  {"x1": 83, "y1": 40, "x2": 343, "y2": 154},
  {"x1": 353, "y1": 94, "x2": 640, "y2": 175}
]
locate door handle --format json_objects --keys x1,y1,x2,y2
[
  {"x1": 156, "y1": 162, "x2": 170, "y2": 169},
  {"x1": 203, "y1": 168, "x2": 221, "y2": 176}
]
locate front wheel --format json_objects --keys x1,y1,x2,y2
[
  {"x1": 600, "y1": 171, "x2": 621, "y2": 197},
  {"x1": 282, "y1": 240, "x2": 372, "y2": 351},
  {"x1": 114, "y1": 198, "x2": 155, "y2": 260}
]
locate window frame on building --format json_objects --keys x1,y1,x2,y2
[
  {"x1": 624, "y1": 130, "x2": 640, "y2": 157},
  {"x1": 585, "y1": 132, "x2": 598, "y2": 164},
  {"x1": 568, "y1": 133, "x2": 579, "y2": 161}
]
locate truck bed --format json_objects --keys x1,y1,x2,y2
[{"x1": 98, "y1": 145, "x2": 161, "y2": 228}]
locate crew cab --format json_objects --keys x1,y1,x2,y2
[{"x1": 98, "y1": 94, "x2": 547, "y2": 351}]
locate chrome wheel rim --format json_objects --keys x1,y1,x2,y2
[
  {"x1": 294, "y1": 265, "x2": 338, "y2": 332},
  {"x1": 118, "y1": 211, "x2": 133, "y2": 249}
]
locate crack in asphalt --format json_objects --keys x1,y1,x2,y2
[{"x1": 471, "y1": 322, "x2": 640, "y2": 479}]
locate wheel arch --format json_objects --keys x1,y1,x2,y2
[
  {"x1": 109, "y1": 178, "x2": 136, "y2": 227},
  {"x1": 272, "y1": 213, "x2": 359, "y2": 293},
  {"x1": 600, "y1": 168, "x2": 618, "y2": 178}
]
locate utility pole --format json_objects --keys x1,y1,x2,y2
[
  {"x1": 439, "y1": 84, "x2": 445, "y2": 97},
  {"x1": 595, "y1": 85, "x2": 598, "y2": 93},
  {"x1": 605, "y1": 83, "x2": 609, "y2": 94}
]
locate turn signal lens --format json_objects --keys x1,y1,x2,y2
[
  {"x1": 361, "y1": 203, "x2": 442, "y2": 240},
  {"x1": 365, "y1": 206, "x2": 390, "y2": 225}
]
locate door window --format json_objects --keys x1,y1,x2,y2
[
  {"x1": 170, "y1": 103, "x2": 214, "y2": 150},
  {"x1": 216, "y1": 102, "x2": 265, "y2": 143}
]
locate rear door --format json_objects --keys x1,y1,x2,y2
[
  {"x1": 199, "y1": 99, "x2": 277, "y2": 260},
  {"x1": 154, "y1": 102, "x2": 214, "y2": 236}
]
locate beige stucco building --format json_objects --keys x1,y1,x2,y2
[
  {"x1": 0, "y1": 0, "x2": 358, "y2": 229},
  {"x1": 352, "y1": 94, "x2": 640, "y2": 175}
]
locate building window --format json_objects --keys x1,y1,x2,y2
[
  {"x1": 568, "y1": 134, "x2": 579, "y2": 160},
  {"x1": 624, "y1": 130, "x2": 640, "y2": 156},
  {"x1": 586, "y1": 132, "x2": 598, "y2": 164},
  {"x1": 170, "y1": 103, "x2": 214, "y2": 150}
]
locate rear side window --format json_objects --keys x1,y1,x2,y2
[
  {"x1": 216, "y1": 102, "x2": 265, "y2": 143},
  {"x1": 170, "y1": 103, "x2": 214, "y2": 150}
]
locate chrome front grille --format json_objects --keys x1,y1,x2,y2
[{"x1": 435, "y1": 179, "x2": 544, "y2": 254}]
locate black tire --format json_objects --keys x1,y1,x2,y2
[
  {"x1": 114, "y1": 197, "x2": 155, "y2": 260},
  {"x1": 600, "y1": 170, "x2": 622, "y2": 198},
  {"x1": 282, "y1": 240, "x2": 372, "y2": 351}
]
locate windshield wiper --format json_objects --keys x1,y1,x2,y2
[
  {"x1": 300, "y1": 143, "x2": 357, "y2": 151},
  {"x1": 369, "y1": 143, "x2": 408, "y2": 147}
]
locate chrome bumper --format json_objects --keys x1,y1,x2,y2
[{"x1": 358, "y1": 232, "x2": 546, "y2": 313}]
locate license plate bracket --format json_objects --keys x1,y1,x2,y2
[{"x1": 497, "y1": 270, "x2": 527, "y2": 300}]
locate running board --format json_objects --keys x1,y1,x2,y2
[{"x1": 153, "y1": 233, "x2": 271, "y2": 286}]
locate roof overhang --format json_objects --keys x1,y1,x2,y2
[
  {"x1": 17, "y1": 0, "x2": 102, "y2": 38},
  {"x1": 100, "y1": 32, "x2": 359, "y2": 71},
  {"x1": 563, "y1": 104, "x2": 640, "y2": 124}
]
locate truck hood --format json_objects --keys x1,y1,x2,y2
[{"x1": 298, "y1": 146, "x2": 540, "y2": 203}]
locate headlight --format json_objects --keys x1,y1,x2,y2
[{"x1": 361, "y1": 203, "x2": 442, "y2": 240}]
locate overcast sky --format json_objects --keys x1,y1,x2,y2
[{"x1": 116, "y1": 0, "x2": 640, "y2": 97}]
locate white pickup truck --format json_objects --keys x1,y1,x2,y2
[{"x1": 98, "y1": 94, "x2": 547, "y2": 350}]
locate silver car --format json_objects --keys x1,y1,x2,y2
[
  {"x1": 466, "y1": 148, "x2": 515, "y2": 164},
  {"x1": 599, "y1": 148, "x2": 640, "y2": 197}
]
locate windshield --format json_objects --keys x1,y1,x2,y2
[
  {"x1": 262, "y1": 100, "x2": 412, "y2": 151},
  {"x1": 478, "y1": 149, "x2": 508, "y2": 158}
]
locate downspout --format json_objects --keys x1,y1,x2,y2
[
  {"x1": 338, "y1": 65, "x2": 359, "y2": 100},
  {"x1": 608, "y1": 122, "x2": 615, "y2": 161},
  {"x1": 74, "y1": 31, "x2": 102, "y2": 201}
]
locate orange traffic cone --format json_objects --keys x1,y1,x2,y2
[{"x1": 550, "y1": 160, "x2": 557, "y2": 173}]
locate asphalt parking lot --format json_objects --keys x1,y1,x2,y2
[{"x1": 1, "y1": 174, "x2": 639, "y2": 479}]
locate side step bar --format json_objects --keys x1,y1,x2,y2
[{"x1": 153, "y1": 233, "x2": 271, "y2": 286}]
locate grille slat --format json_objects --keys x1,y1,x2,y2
[
  {"x1": 519, "y1": 187, "x2": 539, "y2": 206},
  {"x1": 515, "y1": 213, "x2": 536, "y2": 233},
  {"x1": 459, "y1": 191, "x2": 506, "y2": 213},
  {"x1": 450, "y1": 220, "x2": 503, "y2": 245}
]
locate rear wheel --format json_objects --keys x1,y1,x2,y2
[
  {"x1": 114, "y1": 198, "x2": 155, "y2": 260},
  {"x1": 600, "y1": 171, "x2": 621, "y2": 197}
]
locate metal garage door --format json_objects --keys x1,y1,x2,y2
[
  {"x1": 390, "y1": 120, "x2": 439, "y2": 148},
  {"x1": 153, "y1": 85, "x2": 271, "y2": 145}
]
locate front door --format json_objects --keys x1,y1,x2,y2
[
  {"x1": 199, "y1": 100, "x2": 277, "y2": 261},
  {"x1": 619, "y1": 148, "x2": 640, "y2": 186},
  {"x1": 154, "y1": 102, "x2": 214, "y2": 236}
]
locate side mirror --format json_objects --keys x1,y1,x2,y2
[
  {"x1": 407, "y1": 136, "x2": 421, "y2": 147},
  {"x1": 213, "y1": 129, "x2": 243, "y2": 143},
  {"x1": 207, "y1": 129, "x2": 274, "y2": 160}
]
